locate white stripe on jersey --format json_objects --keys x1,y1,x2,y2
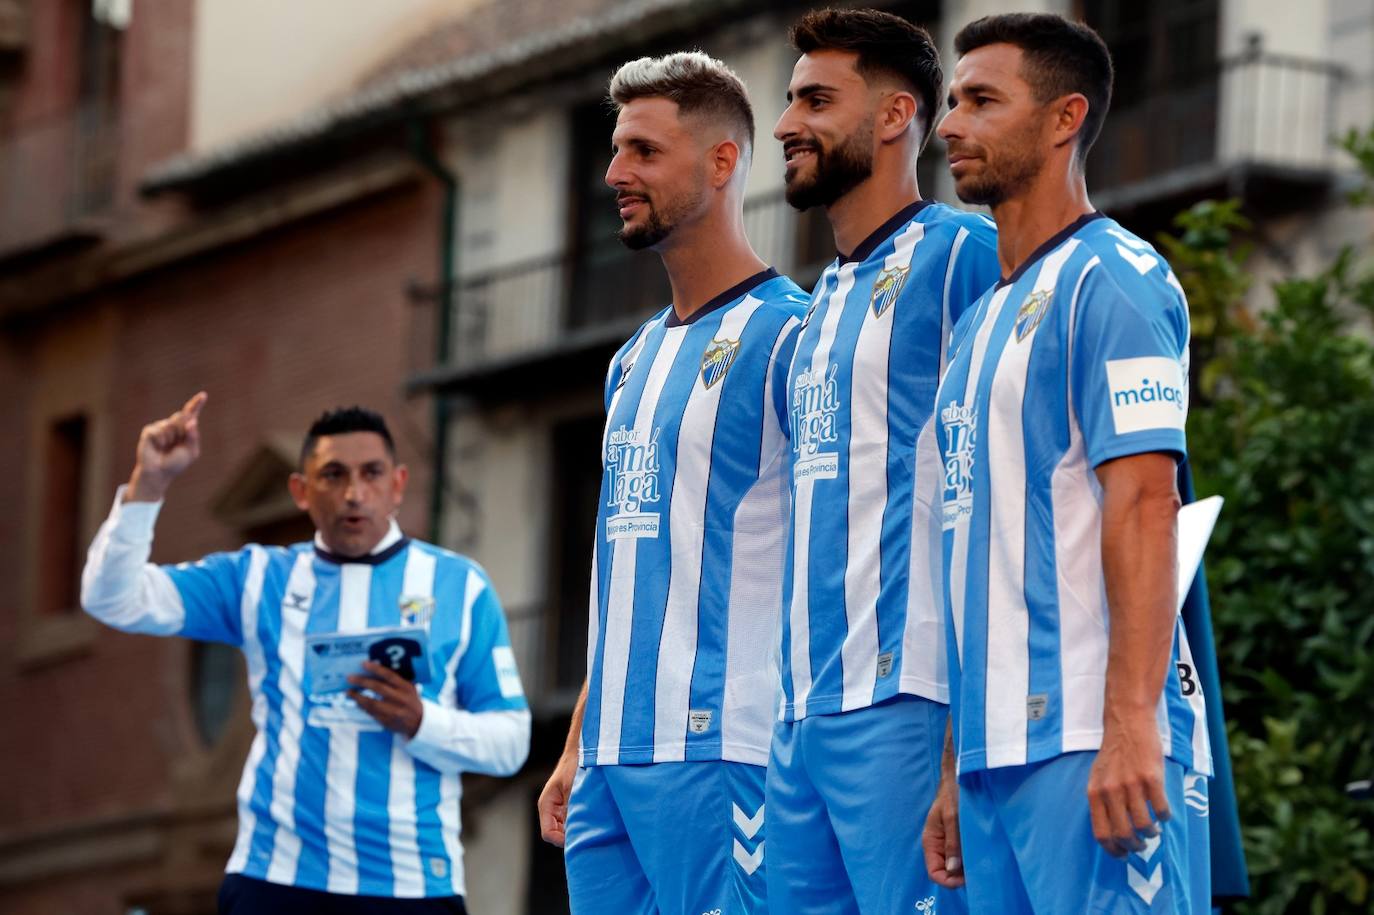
[
  {"x1": 1054, "y1": 257, "x2": 1110, "y2": 750},
  {"x1": 227, "y1": 546, "x2": 269, "y2": 875},
  {"x1": 729, "y1": 316, "x2": 800, "y2": 749},
  {"x1": 983, "y1": 241, "x2": 1079, "y2": 768},
  {"x1": 265, "y1": 552, "x2": 315, "y2": 883},
  {"x1": 433, "y1": 568, "x2": 487, "y2": 896},
  {"x1": 596, "y1": 329, "x2": 688, "y2": 765},
  {"x1": 789, "y1": 264, "x2": 857, "y2": 717},
  {"x1": 324, "y1": 564, "x2": 371, "y2": 895},
  {"x1": 388, "y1": 546, "x2": 438, "y2": 897},
  {"x1": 939, "y1": 227, "x2": 971, "y2": 375},
  {"x1": 947, "y1": 285, "x2": 1014, "y2": 666},
  {"x1": 653, "y1": 296, "x2": 767, "y2": 761},
  {"x1": 841, "y1": 222, "x2": 925, "y2": 711}
]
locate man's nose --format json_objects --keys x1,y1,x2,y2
[{"x1": 774, "y1": 106, "x2": 797, "y2": 143}]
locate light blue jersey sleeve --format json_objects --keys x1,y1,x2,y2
[
  {"x1": 771, "y1": 313, "x2": 805, "y2": 436},
  {"x1": 163, "y1": 550, "x2": 250, "y2": 645},
  {"x1": 947, "y1": 216, "x2": 1001, "y2": 327},
  {"x1": 1071, "y1": 259, "x2": 1190, "y2": 468},
  {"x1": 454, "y1": 572, "x2": 528, "y2": 713}
]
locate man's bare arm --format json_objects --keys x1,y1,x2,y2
[
  {"x1": 1088, "y1": 451, "x2": 1180, "y2": 857},
  {"x1": 537, "y1": 678, "x2": 589, "y2": 847}
]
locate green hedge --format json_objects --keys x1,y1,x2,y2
[{"x1": 1162, "y1": 128, "x2": 1374, "y2": 914}]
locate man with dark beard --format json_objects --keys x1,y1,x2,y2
[
  {"x1": 766, "y1": 8, "x2": 998, "y2": 915},
  {"x1": 923, "y1": 13, "x2": 1211, "y2": 914},
  {"x1": 535, "y1": 52, "x2": 807, "y2": 915}
]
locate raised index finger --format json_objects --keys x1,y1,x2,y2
[{"x1": 180, "y1": 391, "x2": 208, "y2": 421}]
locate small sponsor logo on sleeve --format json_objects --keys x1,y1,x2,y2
[
  {"x1": 1105, "y1": 356, "x2": 1187, "y2": 435},
  {"x1": 492, "y1": 646, "x2": 524, "y2": 698}
]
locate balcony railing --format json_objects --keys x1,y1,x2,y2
[
  {"x1": 435, "y1": 190, "x2": 827, "y2": 374},
  {"x1": 1091, "y1": 37, "x2": 1345, "y2": 196},
  {"x1": 0, "y1": 104, "x2": 119, "y2": 256}
]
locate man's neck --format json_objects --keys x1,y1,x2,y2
[
  {"x1": 658, "y1": 211, "x2": 768, "y2": 322},
  {"x1": 825, "y1": 165, "x2": 921, "y2": 258},
  {"x1": 989, "y1": 169, "x2": 1094, "y2": 279}
]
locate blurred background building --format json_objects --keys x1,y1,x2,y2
[{"x1": 0, "y1": 1, "x2": 1369, "y2": 913}]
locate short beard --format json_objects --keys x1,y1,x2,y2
[
  {"x1": 617, "y1": 181, "x2": 704, "y2": 251},
  {"x1": 784, "y1": 118, "x2": 875, "y2": 211},
  {"x1": 952, "y1": 124, "x2": 1047, "y2": 208}
]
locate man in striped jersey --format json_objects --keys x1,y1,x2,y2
[
  {"x1": 534, "y1": 53, "x2": 806, "y2": 914},
  {"x1": 767, "y1": 9, "x2": 999, "y2": 914},
  {"x1": 82, "y1": 396, "x2": 529, "y2": 914},
  {"x1": 924, "y1": 13, "x2": 1211, "y2": 913}
]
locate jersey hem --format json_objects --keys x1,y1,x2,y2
[
  {"x1": 781, "y1": 678, "x2": 949, "y2": 721},
  {"x1": 578, "y1": 740, "x2": 770, "y2": 767},
  {"x1": 225, "y1": 863, "x2": 465, "y2": 899},
  {"x1": 955, "y1": 729, "x2": 1209, "y2": 776}
]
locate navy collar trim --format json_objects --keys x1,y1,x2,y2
[
  {"x1": 996, "y1": 210, "x2": 1106, "y2": 289},
  {"x1": 839, "y1": 199, "x2": 931, "y2": 265},
  {"x1": 314, "y1": 536, "x2": 410, "y2": 566},
  {"x1": 666, "y1": 268, "x2": 780, "y2": 327}
]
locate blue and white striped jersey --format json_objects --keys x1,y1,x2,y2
[
  {"x1": 581, "y1": 269, "x2": 807, "y2": 767},
  {"x1": 82, "y1": 499, "x2": 530, "y2": 899},
  {"x1": 932, "y1": 211, "x2": 1211, "y2": 776},
  {"x1": 780, "y1": 201, "x2": 1000, "y2": 721}
]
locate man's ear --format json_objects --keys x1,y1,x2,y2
[
  {"x1": 877, "y1": 89, "x2": 919, "y2": 143},
  {"x1": 710, "y1": 138, "x2": 743, "y2": 188},
  {"x1": 391, "y1": 463, "x2": 410, "y2": 511},
  {"x1": 288, "y1": 472, "x2": 310, "y2": 511},
  {"x1": 1053, "y1": 93, "x2": 1091, "y2": 151}
]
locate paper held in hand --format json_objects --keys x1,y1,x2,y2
[
  {"x1": 1176, "y1": 495, "x2": 1223, "y2": 614},
  {"x1": 304, "y1": 625, "x2": 432, "y2": 697}
]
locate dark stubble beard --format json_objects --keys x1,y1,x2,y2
[
  {"x1": 952, "y1": 119, "x2": 1048, "y2": 208},
  {"x1": 617, "y1": 179, "x2": 706, "y2": 251},
  {"x1": 784, "y1": 117, "x2": 875, "y2": 211}
]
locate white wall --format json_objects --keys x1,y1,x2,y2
[{"x1": 191, "y1": 0, "x2": 480, "y2": 151}]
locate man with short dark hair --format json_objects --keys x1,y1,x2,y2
[
  {"x1": 767, "y1": 8, "x2": 999, "y2": 914},
  {"x1": 82, "y1": 393, "x2": 530, "y2": 914},
  {"x1": 924, "y1": 12, "x2": 1211, "y2": 913},
  {"x1": 534, "y1": 51, "x2": 806, "y2": 915}
]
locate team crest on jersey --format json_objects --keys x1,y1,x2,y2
[
  {"x1": 869, "y1": 265, "x2": 909, "y2": 318},
  {"x1": 1014, "y1": 289, "x2": 1053, "y2": 341},
  {"x1": 700, "y1": 337, "x2": 740, "y2": 390},
  {"x1": 604, "y1": 425, "x2": 663, "y2": 540},
  {"x1": 940, "y1": 400, "x2": 977, "y2": 529},
  {"x1": 399, "y1": 595, "x2": 435, "y2": 627}
]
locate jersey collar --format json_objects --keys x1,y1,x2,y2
[
  {"x1": 996, "y1": 210, "x2": 1106, "y2": 289},
  {"x1": 664, "y1": 267, "x2": 780, "y2": 328},
  {"x1": 313, "y1": 519, "x2": 409, "y2": 565},
  {"x1": 838, "y1": 199, "x2": 931, "y2": 265}
]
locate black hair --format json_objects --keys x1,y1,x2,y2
[
  {"x1": 790, "y1": 7, "x2": 943, "y2": 150},
  {"x1": 299, "y1": 406, "x2": 395, "y2": 467},
  {"x1": 953, "y1": 13, "x2": 1114, "y2": 165}
]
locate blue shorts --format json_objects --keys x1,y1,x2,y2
[
  {"x1": 1183, "y1": 771, "x2": 1212, "y2": 913},
  {"x1": 959, "y1": 752, "x2": 1202, "y2": 914},
  {"x1": 766, "y1": 695, "x2": 966, "y2": 915},
  {"x1": 564, "y1": 761, "x2": 765, "y2": 915}
]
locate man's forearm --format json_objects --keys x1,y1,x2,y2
[
  {"x1": 1100, "y1": 466, "x2": 1180, "y2": 717},
  {"x1": 82, "y1": 488, "x2": 187, "y2": 635},
  {"x1": 562, "y1": 679, "x2": 589, "y2": 760}
]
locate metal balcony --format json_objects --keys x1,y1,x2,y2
[
  {"x1": 0, "y1": 104, "x2": 119, "y2": 260},
  {"x1": 410, "y1": 190, "x2": 830, "y2": 401},
  {"x1": 1092, "y1": 35, "x2": 1346, "y2": 218}
]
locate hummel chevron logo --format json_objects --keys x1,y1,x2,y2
[
  {"x1": 1128, "y1": 861, "x2": 1163, "y2": 904},
  {"x1": 732, "y1": 803, "x2": 764, "y2": 840},
  {"x1": 1138, "y1": 833, "x2": 1162, "y2": 863},
  {"x1": 732, "y1": 839, "x2": 763, "y2": 875}
]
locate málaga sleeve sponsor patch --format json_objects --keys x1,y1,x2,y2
[
  {"x1": 492, "y1": 645, "x2": 524, "y2": 698},
  {"x1": 1105, "y1": 356, "x2": 1187, "y2": 434}
]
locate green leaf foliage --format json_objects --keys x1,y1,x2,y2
[{"x1": 1167, "y1": 127, "x2": 1374, "y2": 913}]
